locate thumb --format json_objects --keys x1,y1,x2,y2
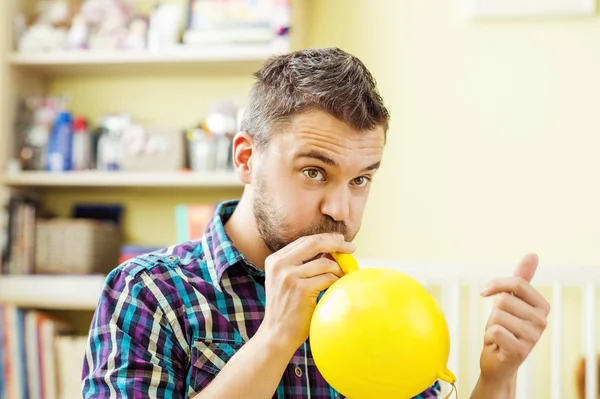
[{"x1": 513, "y1": 253, "x2": 539, "y2": 283}]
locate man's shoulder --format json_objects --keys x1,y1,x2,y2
[
  {"x1": 98, "y1": 240, "x2": 221, "y2": 317},
  {"x1": 110, "y1": 240, "x2": 211, "y2": 282}
]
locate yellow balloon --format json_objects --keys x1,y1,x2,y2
[{"x1": 310, "y1": 253, "x2": 456, "y2": 399}]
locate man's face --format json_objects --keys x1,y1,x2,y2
[{"x1": 251, "y1": 110, "x2": 385, "y2": 253}]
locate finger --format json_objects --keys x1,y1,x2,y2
[
  {"x1": 297, "y1": 257, "x2": 344, "y2": 279},
  {"x1": 274, "y1": 232, "x2": 344, "y2": 257},
  {"x1": 279, "y1": 233, "x2": 355, "y2": 265},
  {"x1": 487, "y1": 309, "x2": 531, "y2": 341},
  {"x1": 513, "y1": 253, "x2": 539, "y2": 283},
  {"x1": 495, "y1": 292, "x2": 549, "y2": 326},
  {"x1": 495, "y1": 293, "x2": 538, "y2": 320},
  {"x1": 484, "y1": 324, "x2": 530, "y2": 363},
  {"x1": 484, "y1": 323, "x2": 519, "y2": 348},
  {"x1": 307, "y1": 272, "x2": 340, "y2": 293},
  {"x1": 481, "y1": 277, "x2": 549, "y2": 312}
]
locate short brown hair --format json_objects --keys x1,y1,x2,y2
[{"x1": 240, "y1": 47, "x2": 390, "y2": 147}]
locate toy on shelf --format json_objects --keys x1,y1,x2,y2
[
  {"x1": 78, "y1": 0, "x2": 134, "y2": 50},
  {"x1": 14, "y1": 0, "x2": 291, "y2": 55},
  {"x1": 17, "y1": 0, "x2": 72, "y2": 53},
  {"x1": 185, "y1": 100, "x2": 238, "y2": 173}
]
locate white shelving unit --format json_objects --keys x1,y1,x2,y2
[
  {"x1": 0, "y1": 274, "x2": 106, "y2": 310},
  {"x1": 0, "y1": 0, "x2": 307, "y2": 395},
  {"x1": 2, "y1": 170, "x2": 244, "y2": 189},
  {"x1": 8, "y1": 41, "x2": 289, "y2": 77}
]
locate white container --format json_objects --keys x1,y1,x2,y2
[
  {"x1": 72, "y1": 117, "x2": 91, "y2": 170},
  {"x1": 188, "y1": 128, "x2": 216, "y2": 172}
]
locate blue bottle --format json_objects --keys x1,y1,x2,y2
[{"x1": 46, "y1": 111, "x2": 74, "y2": 172}]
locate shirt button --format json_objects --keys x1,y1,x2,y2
[{"x1": 294, "y1": 366, "x2": 303, "y2": 377}]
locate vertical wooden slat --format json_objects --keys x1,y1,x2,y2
[
  {"x1": 442, "y1": 279, "x2": 461, "y2": 397},
  {"x1": 516, "y1": 354, "x2": 533, "y2": 399},
  {"x1": 468, "y1": 284, "x2": 482, "y2": 392},
  {"x1": 0, "y1": 0, "x2": 13, "y2": 174},
  {"x1": 550, "y1": 283, "x2": 562, "y2": 399},
  {"x1": 441, "y1": 279, "x2": 461, "y2": 396},
  {"x1": 516, "y1": 284, "x2": 544, "y2": 399},
  {"x1": 438, "y1": 280, "x2": 450, "y2": 399},
  {"x1": 584, "y1": 283, "x2": 597, "y2": 399}
]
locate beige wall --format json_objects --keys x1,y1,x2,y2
[
  {"x1": 40, "y1": 1, "x2": 600, "y2": 396},
  {"x1": 308, "y1": 0, "x2": 600, "y2": 267},
  {"x1": 307, "y1": 1, "x2": 600, "y2": 398}
]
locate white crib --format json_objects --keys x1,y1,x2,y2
[{"x1": 358, "y1": 258, "x2": 600, "y2": 399}]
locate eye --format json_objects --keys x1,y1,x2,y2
[
  {"x1": 304, "y1": 168, "x2": 325, "y2": 181},
  {"x1": 352, "y1": 176, "x2": 370, "y2": 187}
]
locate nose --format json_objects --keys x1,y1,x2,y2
[{"x1": 320, "y1": 186, "x2": 350, "y2": 222}]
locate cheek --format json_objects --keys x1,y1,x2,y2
[
  {"x1": 277, "y1": 181, "x2": 323, "y2": 221},
  {"x1": 349, "y1": 193, "x2": 369, "y2": 225},
  {"x1": 282, "y1": 187, "x2": 321, "y2": 216},
  {"x1": 278, "y1": 172, "x2": 315, "y2": 200}
]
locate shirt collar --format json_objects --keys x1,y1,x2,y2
[{"x1": 201, "y1": 199, "x2": 265, "y2": 284}]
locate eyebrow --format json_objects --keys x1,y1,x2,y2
[{"x1": 295, "y1": 150, "x2": 381, "y2": 172}]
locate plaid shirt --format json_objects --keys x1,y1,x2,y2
[{"x1": 82, "y1": 200, "x2": 441, "y2": 398}]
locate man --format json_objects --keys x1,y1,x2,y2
[{"x1": 82, "y1": 47, "x2": 550, "y2": 398}]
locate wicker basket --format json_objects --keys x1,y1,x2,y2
[{"x1": 35, "y1": 219, "x2": 122, "y2": 275}]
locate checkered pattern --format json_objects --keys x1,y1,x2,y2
[{"x1": 81, "y1": 200, "x2": 441, "y2": 398}]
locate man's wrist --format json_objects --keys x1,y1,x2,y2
[
  {"x1": 470, "y1": 373, "x2": 517, "y2": 399},
  {"x1": 254, "y1": 325, "x2": 299, "y2": 359}
]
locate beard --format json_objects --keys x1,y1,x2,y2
[{"x1": 252, "y1": 177, "x2": 355, "y2": 253}]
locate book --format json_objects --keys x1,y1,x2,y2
[
  {"x1": 55, "y1": 336, "x2": 88, "y2": 399},
  {"x1": 25, "y1": 311, "x2": 41, "y2": 399},
  {"x1": 0, "y1": 306, "x2": 73, "y2": 399},
  {"x1": 2, "y1": 194, "x2": 38, "y2": 275},
  {"x1": 0, "y1": 305, "x2": 4, "y2": 398},
  {"x1": 175, "y1": 203, "x2": 216, "y2": 243}
]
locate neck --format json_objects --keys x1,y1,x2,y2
[{"x1": 224, "y1": 192, "x2": 272, "y2": 270}]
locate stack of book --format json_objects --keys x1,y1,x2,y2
[{"x1": 0, "y1": 305, "x2": 86, "y2": 399}]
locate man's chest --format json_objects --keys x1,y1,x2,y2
[{"x1": 183, "y1": 275, "x2": 341, "y2": 398}]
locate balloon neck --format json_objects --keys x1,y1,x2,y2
[
  {"x1": 438, "y1": 367, "x2": 457, "y2": 384},
  {"x1": 331, "y1": 253, "x2": 360, "y2": 275},
  {"x1": 439, "y1": 368, "x2": 458, "y2": 399}
]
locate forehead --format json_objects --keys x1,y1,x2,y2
[{"x1": 272, "y1": 110, "x2": 385, "y2": 161}]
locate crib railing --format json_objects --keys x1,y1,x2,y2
[{"x1": 358, "y1": 258, "x2": 600, "y2": 399}]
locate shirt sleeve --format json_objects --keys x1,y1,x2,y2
[{"x1": 81, "y1": 266, "x2": 188, "y2": 398}]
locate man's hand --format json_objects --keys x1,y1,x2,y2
[
  {"x1": 477, "y1": 253, "x2": 551, "y2": 390},
  {"x1": 258, "y1": 233, "x2": 355, "y2": 351},
  {"x1": 196, "y1": 233, "x2": 354, "y2": 399}
]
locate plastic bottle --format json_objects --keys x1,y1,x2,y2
[
  {"x1": 46, "y1": 111, "x2": 74, "y2": 172},
  {"x1": 72, "y1": 116, "x2": 91, "y2": 170}
]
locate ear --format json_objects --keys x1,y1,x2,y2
[{"x1": 232, "y1": 131, "x2": 255, "y2": 185}]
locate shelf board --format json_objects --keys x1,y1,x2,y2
[
  {"x1": 0, "y1": 274, "x2": 106, "y2": 310},
  {"x1": 1, "y1": 171, "x2": 244, "y2": 189},
  {"x1": 8, "y1": 42, "x2": 288, "y2": 77}
]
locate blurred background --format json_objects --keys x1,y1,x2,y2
[{"x1": 0, "y1": 0, "x2": 599, "y2": 398}]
